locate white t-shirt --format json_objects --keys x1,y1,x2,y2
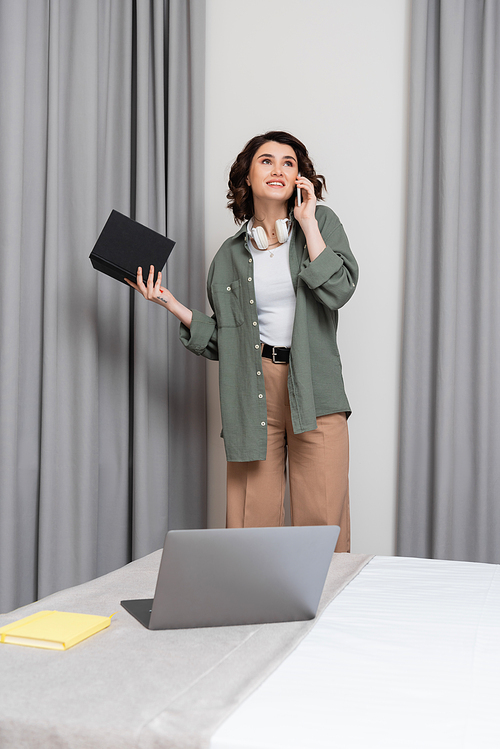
[{"x1": 247, "y1": 219, "x2": 296, "y2": 347}]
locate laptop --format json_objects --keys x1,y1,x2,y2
[{"x1": 120, "y1": 525, "x2": 340, "y2": 630}]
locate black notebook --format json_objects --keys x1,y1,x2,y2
[{"x1": 90, "y1": 210, "x2": 175, "y2": 286}]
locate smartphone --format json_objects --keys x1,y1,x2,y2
[{"x1": 297, "y1": 173, "x2": 302, "y2": 206}]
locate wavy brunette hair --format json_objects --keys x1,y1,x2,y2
[{"x1": 227, "y1": 131, "x2": 327, "y2": 224}]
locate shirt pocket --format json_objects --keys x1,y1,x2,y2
[{"x1": 212, "y1": 280, "x2": 244, "y2": 328}]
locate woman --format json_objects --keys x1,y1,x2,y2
[{"x1": 128, "y1": 131, "x2": 358, "y2": 551}]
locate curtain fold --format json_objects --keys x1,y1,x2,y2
[
  {"x1": 398, "y1": 0, "x2": 500, "y2": 563},
  {"x1": 129, "y1": 0, "x2": 171, "y2": 559},
  {"x1": 0, "y1": 0, "x2": 207, "y2": 614},
  {"x1": 165, "y1": 0, "x2": 207, "y2": 531}
]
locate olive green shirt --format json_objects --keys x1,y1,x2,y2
[{"x1": 179, "y1": 205, "x2": 358, "y2": 462}]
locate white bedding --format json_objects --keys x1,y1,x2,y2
[{"x1": 211, "y1": 556, "x2": 500, "y2": 749}]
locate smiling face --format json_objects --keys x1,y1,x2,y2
[{"x1": 246, "y1": 141, "x2": 299, "y2": 207}]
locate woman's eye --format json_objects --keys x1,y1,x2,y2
[
  {"x1": 262, "y1": 159, "x2": 271, "y2": 164},
  {"x1": 284, "y1": 161, "x2": 294, "y2": 167}
]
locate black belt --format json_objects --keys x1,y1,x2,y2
[{"x1": 261, "y1": 343, "x2": 290, "y2": 364}]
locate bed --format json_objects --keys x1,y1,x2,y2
[
  {"x1": 211, "y1": 555, "x2": 500, "y2": 749},
  {"x1": 0, "y1": 551, "x2": 498, "y2": 748}
]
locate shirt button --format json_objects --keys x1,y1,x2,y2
[
  {"x1": 257, "y1": 371, "x2": 261, "y2": 376},
  {"x1": 261, "y1": 421, "x2": 266, "y2": 427},
  {"x1": 258, "y1": 394, "x2": 263, "y2": 399},
  {"x1": 252, "y1": 321, "x2": 257, "y2": 326},
  {"x1": 226, "y1": 286, "x2": 231, "y2": 291},
  {"x1": 248, "y1": 258, "x2": 253, "y2": 263},
  {"x1": 249, "y1": 299, "x2": 254, "y2": 304},
  {"x1": 248, "y1": 277, "x2": 252, "y2": 282},
  {"x1": 254, "y1": 344, "x2": 259, "y2": 349}
]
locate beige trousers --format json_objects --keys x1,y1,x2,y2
[{"x1": 226, "y1": 354, "x2": 350, "y2": 552}]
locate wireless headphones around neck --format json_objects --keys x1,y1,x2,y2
[{"x1": 250, "y1": 219, "x2": 290, "y2": 250}]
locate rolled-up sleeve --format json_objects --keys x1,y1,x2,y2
[
  {"x1": 179, "y1": 309, "x2": 219, "y2": 360},
  {"x1": 298, "y1": 217, "x2": 358, "y2": 310}
]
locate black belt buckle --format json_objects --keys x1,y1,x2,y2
[{"x1": 272, "y1": 346, "x2": 288, "y2": 364}]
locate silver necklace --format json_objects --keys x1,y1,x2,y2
[{"x1": 267, "y1": 240, "x2": 282, "y2": 258}]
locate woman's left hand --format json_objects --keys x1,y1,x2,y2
[
  {"x1": 293, "y1": 175, "x2": 326, "y2": 261},
  {"x1": 294, "y1": 175, "x2": 317, "y2": 225}
]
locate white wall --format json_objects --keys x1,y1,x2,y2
[{"x1": 204, "y1": 0, "x2": 410, "y2": 554}]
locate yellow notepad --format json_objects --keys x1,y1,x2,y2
[{"x1": 0, "y1": 610, "x2": 112, "y2": 650}]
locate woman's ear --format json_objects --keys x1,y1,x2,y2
[{"x1": 246, "y1": 177, "x2": 251, "y2": 186}]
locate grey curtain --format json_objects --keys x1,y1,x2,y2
[
  {"x1": 398, "y1": 0, "x2": 500, "y2": 563},
  {"x1": 0, "y1": 0, "x2": 206, "y2": 614}
]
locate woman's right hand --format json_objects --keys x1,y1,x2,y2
[
  {"x1": 126, "y1": 265, "x2": 193, "y2": 328},
  {"x1": 126, "y1": 265, "x2": 174, "y2": 309}
]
